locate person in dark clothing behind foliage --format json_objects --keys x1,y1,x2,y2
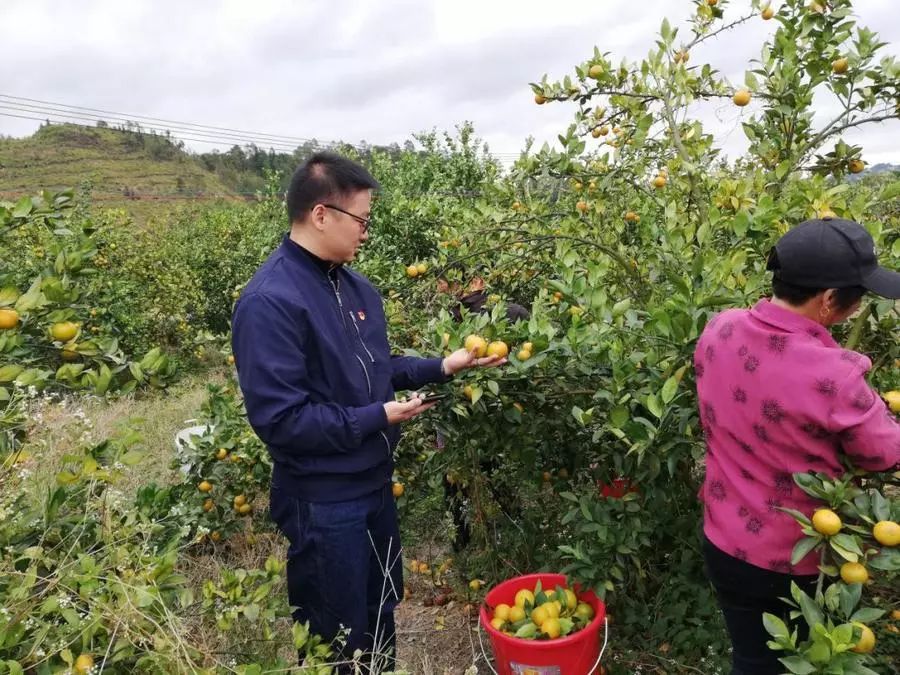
[
  {"x1": 231, "y1": 153, "x2": 505, "y2": 671},
  {"x1": 436, "y1": 275, "x2": 531, "y2": 549},
  {"x1": 694, "y1": 217, "x2": 900, "y2": 675}
]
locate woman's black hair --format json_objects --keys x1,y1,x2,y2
[{"x1": 767, "y1": 250, "x2": 866, "y2": 310}]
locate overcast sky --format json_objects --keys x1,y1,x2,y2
[{"x1": 1, "y1": 0, "x2": 898, "y2": 167}]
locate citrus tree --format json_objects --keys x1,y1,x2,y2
[
  {"x1": 359, "y1": 0, "x2": 900, "y2": 665},
  {"x1": 0, "y1": 191, "x2": 177, "y2": 398}
]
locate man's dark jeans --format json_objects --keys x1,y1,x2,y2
[
  {"x1": 270, "y1": 482, "x2": 404, "y2": 673},
  {"x1": 703, "y1": 537, "x2": 818, "y2": 675}
]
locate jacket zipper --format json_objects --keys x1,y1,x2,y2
[
  {"x1": 329, "y1": 274, "x2": 374, "y2": 398},
  {"x1": 329, "y1": 272, "x2": 390, "y2": 457},
  {"x1": 349, "y1": 310, "x2": 375, "y2": 363}
]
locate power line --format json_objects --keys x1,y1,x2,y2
[
  {"x1": 0, "y1": 94, "x2": 524, "y2": 159},
  {"x1": 1, "y1": 94, "x2": 343, "y2": 146},
  {"x1": 0, "y1": 105, "x2": 312, "y2": 152}
]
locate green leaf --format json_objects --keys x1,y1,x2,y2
[
  {"x1": 839, "y1": 582, "x2": 862, "y2": 618},
  {"x1": 515, "y1": 622, "x2": 538, "y2": 638},
  {"x1": 831, "y1": 534, "x2": 862, "y2": 556},
  {"x1": 611, "y1": 298, "x2": 631, "y2": 317},
  {"x1": 804, "y1": 639, "x2": 831, "y2": 664},
  {"x1": 829, "y1": 538, "x2": 859, "y2": 563},
  {"x1": 660, "y1": 18, "x2": 672, "y2": 42},
  {"x1": 486, "y1": 380, "x2": 499, "y2": 396},
  {"x1": 609, "y1": 405, "x2": 628, "y2": 428},
  {"x1": 850, "y1": 607, "x2": 885, "y2": 623},
  {"x1": 778, "y1": 656, "x2": 817, "y2": 675},
  {"x1": 791, "y1": 536, "x2": 820, "y2": 565},
  {"x1": 775, "y1": 161, "x2": 793, "y2": 180},
  {"x1": 120, "y1": 450, "x2": 145, "y2": 466},
  {"x1": 12, "y1": 197, "x2": 32, "y2": 218},
  {"x1": 763, "y1": 613, "x2": 790, "y2": 639},
  {"x1": 645, "y1": 393, "x2": 662, "y2": 419},
  {"x1": 243, "y1": 603, "x2": 260, "y2": 622},
  {"x1": 867, "y1": 546, "x2": 899, "y2": 571},
  {"x1": 660, "y1": 376, "x2": 678, "y2": 404},
  {"x1": 798, "y1": 590, "x2": 824, "y2": 632},
  {"x1": 870, "y1": 490, "x2": 890, "y2": 522}
]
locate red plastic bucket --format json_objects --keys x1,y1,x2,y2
[{"x1": 479, "y1": 573, "x2": 606, "y2": 675}]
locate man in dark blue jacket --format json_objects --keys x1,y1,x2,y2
[{"x1": 232, "y1": 152, "x2": 502, "y2": 671}]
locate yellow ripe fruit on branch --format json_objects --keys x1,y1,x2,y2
[
  {"x1": 873, "y1": 520, "x2": 899, "y2": 547},
  {"x1": 486, "y1": 341, "x2": 509, "y2": 359},
  {"x1": 840, "y1": 562, "x2": 868, "y2": 585},
  {"x1": 50, "y1": 321, "x2": 79, "y2": 342},
  {"x1": 883, "y1": 390, "x2": 900, "y2": 413},
  {"x1": 0, "y1": 309, "x2": 19, "y2": 330},
  {"x1": 851, "y1": 623, "x2": 875, "y2": 654},
  {"x1": 733, "y1": 89, "x2": 752, "y2": 107},
  {"x1": 831, "y1": 57, "x2": 849, "y2": 74},
  {"x1": 74, "y1": 654, "x2": 95, "y2": 674},
  {"x1": 811, "y1": 509, "x2": 841, "y2": 536},
  {"x1": 464, "y1": 335, "x2": 488, "y2": 357}
]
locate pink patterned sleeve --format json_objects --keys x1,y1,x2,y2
[{"x1": 828, "y1": 368, "x2": 900, "y2": 472}]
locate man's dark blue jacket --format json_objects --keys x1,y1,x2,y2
[{"x1": 232, "y1": 236, "x2": 445, "y2": 502}]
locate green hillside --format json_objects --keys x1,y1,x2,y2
[{"x1": 0, "y1": 123, "x2": 237, "y2": 220}]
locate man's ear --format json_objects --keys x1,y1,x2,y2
[{"x1": 308, "y1": 204, "x2": 328, "y2": 231}]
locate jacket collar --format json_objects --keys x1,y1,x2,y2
[
  {"x1": 280, "y1": 234, "x2": 340, "y2": 277},
  {"x1": 750, "y1": 298, "x2": 839, "y2": 348}
]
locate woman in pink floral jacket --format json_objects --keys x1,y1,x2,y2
[{"x1": 694, "y1": 217, "x2": 900, "y2": 674}]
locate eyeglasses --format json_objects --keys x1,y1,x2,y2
[{"x1": 322, "y1": 204, "x2": 371, "y2": 232}]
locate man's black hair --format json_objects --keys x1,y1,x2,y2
[{"x1": 286, "y1": 152, "x2": 379, "y2": 224}]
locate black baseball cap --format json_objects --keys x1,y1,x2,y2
[{"x1": 768, "y1": 217, "x2": 900, "y2": 299}]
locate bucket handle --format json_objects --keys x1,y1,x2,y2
[{"x1": 477, "y1": 616, "x2": 609, "y2": 674}]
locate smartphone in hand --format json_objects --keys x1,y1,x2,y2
[{"x1": 418, "y1": 392, "x2": 448, "y2": 403}]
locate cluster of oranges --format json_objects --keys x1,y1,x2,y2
[
  {"x1": 487, "y1": 581, "x2": 596, "y2": 640},
  {"x1": 810, "y1": 508, "x2": 899, "y2": 654},
  {"x1": 406, "y1": 262, "x2": 428, "y2": 278},
  {"x1": 0, "y1": 311, "x2": 82, "y2": 360}
]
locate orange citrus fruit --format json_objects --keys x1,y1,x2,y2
[
  {"x1": 733, "y1": 89, "x2": 752, "y2": 107},
  {"x1": 873, "y1": 520, "x2": 899, "y2": 547},
  {"x1": 811, "y1": 509, "x2": 842, "y2": 536},
  {"x1": 486, "y1": 341, "x2": 509, "y2": 359},
  {"x1": 0, "y1": 309, "x2": 19, "y2": 330},
  {"x1": 464, "y1": 335, "x2": 488, "y2": 357},
  {"x1": 840, "y1": 562, "x2": 869, "y2": 585},
  {"x1": 50, "y1": 321, "x2": 79, "y2": 342}
]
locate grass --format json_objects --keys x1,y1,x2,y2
[
  {"x1": 10, "y1": 372, "x2": 740, "y2": 674},
  {"x1": 22, "y1": 369, "x2": 225, "y2": 496},
  {"x1": 0, "y1": 124, "x2": 239, "y2": 224}
]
